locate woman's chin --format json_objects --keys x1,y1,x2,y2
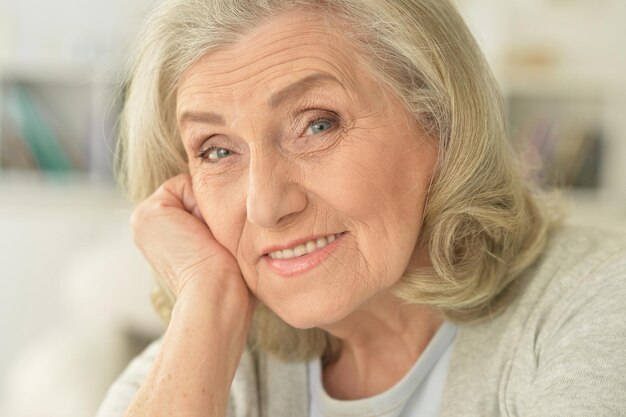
[{"x1": 269, "y1": 299, "x2": 352, "y2": 330}]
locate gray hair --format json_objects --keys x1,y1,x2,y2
[{"x1": 117, "y1": 0, "x2": 566, "y2": 363}]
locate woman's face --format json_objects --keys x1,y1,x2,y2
[{"x1": 176, "y1": 11, "x2": 438, "y2": 329}]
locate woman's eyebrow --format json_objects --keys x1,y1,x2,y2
[
  {"x1": 268, "y1": 72, "x2": 342, "y2": 108},
  {"x1": 178, "y1": 73, "x2": 342, "y2": 128},
  {"x1": 179, "y1": 111, "x2": 226, "y2": 127}
]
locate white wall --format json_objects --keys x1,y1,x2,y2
[
  {"x1": 0, "y1": 0, "x2": 158, "y2": 68},
  {"x1": 0, "y1": 178, "x2": 161, "y2": 402}
]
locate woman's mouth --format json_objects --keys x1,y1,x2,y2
[{"x1": 262, "y1": 231, "x2": 347, "y2": 278}]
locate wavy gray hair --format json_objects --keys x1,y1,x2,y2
[{"x1": 116, "y1": 0, "x2": 566, "y2": 363}]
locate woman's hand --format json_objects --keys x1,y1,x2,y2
[
  {"x1": 130, "y1": 173, "x2": 250, "y2": 302},
  {"x1": 125, "y1": 173, "x2": 256, "y2": 417}
]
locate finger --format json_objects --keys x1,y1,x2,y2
[{"x1": 160, "y1": 174, "x2": 206, "y2": 222}]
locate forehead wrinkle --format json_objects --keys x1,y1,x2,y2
[
  {"x1": 191, "y1": 15, "x2": 363, "y2": 79},
  {"x1": 251, "y1": 67, "x2": 351, "y2": 106},
  {"x1": 177, "y1": 14, "x2": 379, "y2": 122},
  {"x1": 244, "y1": 51, "x2": 364, "y2": 107},
  {"x1": 180, "y1": 53, "x2": 364, "y2": 117},
  {"x1": 204, "y1": 38, "x2": 359, "y2": 87},
  {"x1": 233, "y1": 14, "x2": 350, "y2": 53},
  {"x1": 192, "y1": 23, "x2": 345, "y2": 79}
]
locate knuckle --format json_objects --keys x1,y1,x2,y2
[
  {"x1": 129, "y1": 208, "x2": 140, "y2": 230},
  {"x1": 166, "y1": 173, "x2": 186, "y2": 187},
  {"x1": 129, "y1": 211, "x2": 142, "y2": 242},
  {"x1": 129, "y1": 204, "x2": 150, "y2": 237}
]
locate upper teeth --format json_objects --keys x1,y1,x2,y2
[{"x1": 268, "y1": 233, "x2": 342, "y2": 259}]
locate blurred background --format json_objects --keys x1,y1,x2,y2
[{"x1": 0, "y1": 0, "x2": 625, "y2": 415}]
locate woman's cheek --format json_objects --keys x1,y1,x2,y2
[
  {"x1": 208, "y1": 216, "x2": 242, "y2": 260},
  {"x1": 191, "y1": 183, "x2": 236, "y2": 254}
]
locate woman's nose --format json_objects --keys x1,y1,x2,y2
[{"x1": 245, "y1": 144, "x2": 307, "y2": 229}]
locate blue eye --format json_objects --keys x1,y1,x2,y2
[
  {"x1": 197, "y1": 146, "x2": 232, "y2": 163},
  {"x1": 305, "y1": 118, "x2": 335, "y2": 136},
  {"x1": 208, "y1": 147, "x2": 233, "y2": 161}
]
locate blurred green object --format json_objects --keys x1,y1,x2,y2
[{"x1": 4, "y1": 84, "x2": 73, "y2": 174}]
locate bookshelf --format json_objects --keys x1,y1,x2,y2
[
  {"x1": 502, "y1": 75, "x2": 606, "y2": 189},
  {"x1": 0, "y1": 0, "x2": 158, "y2": 185},
  {"x1": 454, "y1": 0, "x2": 626, "y2": 227},
  {"x1": 0, "y1": 58, "x2": 120, "y2": 183}
]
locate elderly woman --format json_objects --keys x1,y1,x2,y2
[{"x1": 96, "y1": 0, "x2": 626, "y2": 416}]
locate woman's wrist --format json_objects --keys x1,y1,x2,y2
[
  {"x1": 123, "y1": 315, "x2": 233, "y2": 417},
  {"x1": 169, "y1": 270, "x2": 254, "y2": 371},
  {"x1": 173, "y1": 270, "x2": 254, "y2": 329},
  {"x1": 123, "y1": 271, "x2": 253, "y2": 417}
]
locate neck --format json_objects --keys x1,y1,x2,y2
[{"x1": 318, "y1": 291, "x2": 444, "y2": 400}]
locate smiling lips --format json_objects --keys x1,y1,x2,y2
[
  {"x1": 262, "y1": 232, "x2": 347, "y2": 278},
  {"x1": 266, "y1": 232, "x2": 344, "y2": 259}
]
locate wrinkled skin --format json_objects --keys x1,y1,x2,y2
[
  {"x1": 177, "y1": 11, "x2": 439, "y2": 331},
  {"x1": 135, "y1": 10, "x2": 443, "y2": 400}
]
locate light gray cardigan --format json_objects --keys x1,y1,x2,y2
[{"x1": 96, "y1": 224, "x2": 626, "y2": 417}]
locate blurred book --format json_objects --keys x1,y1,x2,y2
[
  {"x1": 515, "y1": 115, "x2": 604, "y2": 189},
  {"x1": 2, "y1": 83, "x2": 74, "y2": 174},
  {"x1": 0, "y1": 113, "x2": 38, "y2": 170}
]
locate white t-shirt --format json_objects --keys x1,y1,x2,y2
[{"x1": 307, "y1": 321, "x2": 457, "y2": 417}]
